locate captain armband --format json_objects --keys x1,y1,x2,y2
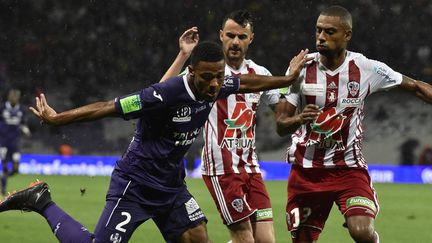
[{"x1": 119, "y1": 94, "x2": 142, "y2": 115}]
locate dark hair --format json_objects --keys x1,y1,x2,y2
[
  {"x1": 222, "y1": 10, "x2": 254, "y2": 32},
  {"x1": 320, "y1": 5, "x2": 352, "y2": 29},
  {"x1": 190, "y1": 41, "x2": 224, "y2": 67}
]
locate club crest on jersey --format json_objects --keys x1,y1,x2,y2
[
  {"x1": 221, "y1": 102, "x2": 254, "y2": 149},
  {"x1": 327, "y1": 90, "x2": 337, "y2": 103},
  {"x1": 347, "y1": 80, "x2": 360, "y2": 97},
  {"x1": 305, "y1": 107, "x2": 346, "y2": 150},
  {"x1": 231, "y1": 198, "x2": 244, "y2": 213},
  {"x1": 173, "y1": 105, "x2": 191, "y2": 122}
]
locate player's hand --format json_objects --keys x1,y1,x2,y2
[
  {"x1": 29, "y1": 93, "x2": 58, "y2": 125},
  {"x1": 287, "y1": 49, "x2": 313, "y2": 80},
  {"x1": 297, "y1": 104, "x2": 321, "y2": 124},
  {"x1": 179, "y1": 26, "x2": 199, "y2": 57}
]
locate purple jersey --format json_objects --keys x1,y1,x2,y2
[
  {"x1": 0, "y1": 102, "x2": 27, "y2": 147},
  {"x1": 114, "y1": 75, "x2": 239, "y2": 191}
]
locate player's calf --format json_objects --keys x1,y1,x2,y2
[
  {"x1": 178, "y1": 221, "x2": 210, "y2": 243},
  {"x1": 252, "y1": 221, "x2": 275, "y2": 243},
  {"x1": 228, "y1": 220, "x2": 255, "y2": 243}
]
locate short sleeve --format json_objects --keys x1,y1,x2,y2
[
  {"x1": 115, "y1": 85, "x2": 167, "y2": 120},
  {"x1": 262, "y1": 89, "x2": 281, "y2": 106},
  {"x1": 364, "y1": 59, "x2": 403, "y2": 93},
  {"x1": 257, "y1": 67, "x2": 280, "y2": 105}
]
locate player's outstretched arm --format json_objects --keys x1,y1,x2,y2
[
  {"x1": 238, "y1": 49, "x2": 312, "y2": 93},
  {"x1": 399, "y1": 75, "x2": 432, "y2": 103},
  {"x1": 29, "y1": 93, "x2": 117, "y2": 126},
  {"x1": 276, "y1": 101, "x2": 321, "y2": 136},
  {"x1": 159, "y1": 27, "x2": 199, "y2": 82}
]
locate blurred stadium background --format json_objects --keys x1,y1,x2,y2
[
  {"x1": 1, "y1": 0, "x2": 432, "y2": 242},
  {"x1": 1, "y1": 0, "x2": 431, "y2": 164}
]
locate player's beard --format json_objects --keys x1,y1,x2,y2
[
  {"x1": 318, "y1": 47, "x2": 344, "y2": 59},
  {"x1": 227, "y1": 48, "x2": 244, "y2": 61}
]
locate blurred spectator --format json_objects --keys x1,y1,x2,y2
[
  {"x1": 418, "y1": 146, "x2": 432, "y2": 165},
  {"x1": 58, "y1": 143, "x2": 73, "y2": 156},
  {"x1": 0, "y1": 89, "x2": 31, "y2": 195},
  {"x1": 399, "y1": 138, "x2": 420, "y2": 165},
  {"x1": 0, "y1": 0, "x2": 431, "y2": 156}
]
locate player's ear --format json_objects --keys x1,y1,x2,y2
[
  {"x1": 249, "y1": 32, "x2": 254, "y2": 45},
  {"x1": 219, "y1": 30, "x2": 224, "y2": 42},
  {"x1": 345, "y1": 29, "x2": 352, "y2": 42},
  {"x1": 188, "y1": 65, "x2": 195, "y2": 77}
]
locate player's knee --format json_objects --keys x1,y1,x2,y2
[
  {"x1": 179, "y1": 222, "x2": 210, "y2": 243},
  {"x1": 347, "y1": 221, "x2": 375, "y2": 243}
]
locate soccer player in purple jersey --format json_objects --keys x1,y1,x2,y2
[
  {"x1": 0, "y1": 41, "x2": 310, "y2": 243},
  {"x1": 0, "y1": 89, "x2": 31, "y2": 196},
  {"x1": 163, "y1": 11, "x2": 281, "y2": 243}
]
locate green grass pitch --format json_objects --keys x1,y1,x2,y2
[{"x1": 1, "y1": 174, "x2": 432, "y2": 242}]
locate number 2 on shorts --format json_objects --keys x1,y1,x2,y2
[{"x1": 115, "y1": 212, "x2": 131, "y2": 233}]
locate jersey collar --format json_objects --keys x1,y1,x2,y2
[{"x1": 183, "y1": 75, "x2": 197, "y2": 101}]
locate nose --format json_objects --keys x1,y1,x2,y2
[
  {"x1": 232, "y1": 36, "x2": 240, "y2": 45},
  {"x1": 209, "y1": 78, "x2": 219, "y2": 88},
  {"x1": 317, "y1": 31, "x2": 326, "y2": 43}
]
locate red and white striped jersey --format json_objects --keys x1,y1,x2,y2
[
  {"x1": 201, "y1": 59, "x2": 279, "y2": 175},
  {"x1": 284, "y1": 51, "x2": 403, "y2": 168}
]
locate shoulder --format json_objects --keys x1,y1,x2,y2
[
  {"x1": 346, "y1": 51, "x2": 367, "y2": 62},
  {"x1": 244, "y1": 59, "x2": 271, "y2": 75},
  {"x1": 137, "y1": 76, "x2": 186, "y2": 105},
  {"x1": 346, "y1": 51, "x2": 390, "y2": 73},
  {"x1": 152, "y1": 76, "x2": 185, "y2": 92},
  {"x1": 345, "y1": 51, "x2": 377, "y2": 68}
]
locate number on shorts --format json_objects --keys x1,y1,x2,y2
[
  {"x1": 115, "y1": 212, "x2": 131, "y2": 233},
  {"x1": 290, "y1": 208, "x2": 300, "y2": 228},
  {"x1": 301, "y1": 207, "x2": 312, "y2": 223},
  {"x1": 290, "y1": 207, "x2": 312, "y2": 228}
]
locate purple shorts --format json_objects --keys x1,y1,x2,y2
[{"x1": 93, "y1": 168, "x2": 207, "y2": 242}]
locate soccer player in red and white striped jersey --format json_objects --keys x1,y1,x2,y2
[
  {"x1": 161, "y1": 10, "x2": 281, "y2": 243},
  {"x1": 202, "y1": 10, "x2": 278, "y2": 243},
  {"x1": 277, "y1": 5, "x2": 432, "y2": 243}
]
